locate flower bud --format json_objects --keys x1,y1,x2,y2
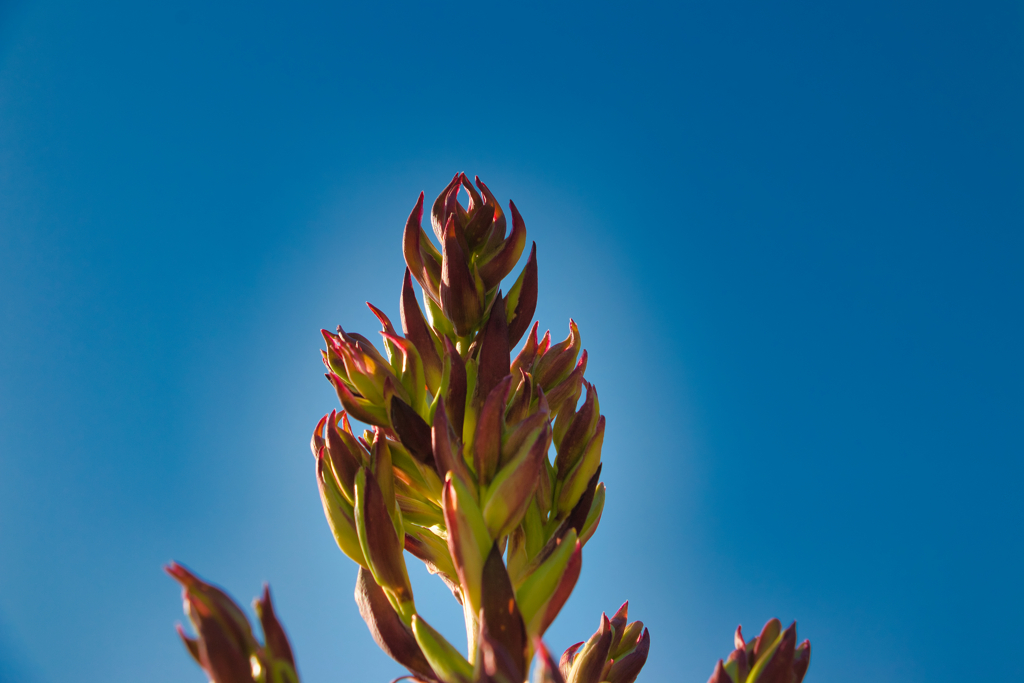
[
  {"x1": 483, "y1": 423, "x2": 550, "y2": 540},
  {"x1": 328, "y1": 372, "x2": 389, "y2": 427},
  {"x1": 708, "y1": 619, "x2": 810, "y2": 683},
  {"x1": 515, "y1": 529, "x2": 578, "y2": 636},
  {"x1": 475, "y1": 293, "x2": 512, "y2": 403},
  {"x1": 441, "y1": 214, "x2": 484, "y2": 336},
  {"x1": 323, "y1": 410, "x2": 362, "y2": 503},
  {"x1": 556, "y1": 416, "x2": 605, "y2": 515},
  {"x1": 315, "y1": 446, "x2": 367, "y2": 568},
  {"x1": 553, "y1": 382, "x2": 600, "y2": 477},
  {"x1": 167, "y1": 565, "x2": 300, "y2": 683},
  {"x1": 442, "y1": 474, "x2": 492, "y2": 619},
  {"x1": 381, "y1": 331, "x2": 427, "y2": 415},
  {"x1": 559, "y1": 605, "x2": 649, "y2": 683},
  {"x1": 255, "y1": 586, "x2": 297, "y2": 680},
  {"x1": 565, "y1": 613, "x2": 612, "y2": 683},
  {"x1": 504, "y1": 242, "x2": 538, "y2": 348},
  {"x1": 431, "y1": 173, "x2": 462, "y2": 242},
  {"x1": 354, "y1": 467, "x2": 415, "y2": 624},
  {"x1": 505, "y1": 369, "x2": 535, "y2": 426},
  {"x1": 443, "y1": 336, "x2": 468, "y2": 437},
  {"x1": 533, "y1": 321, "x2": 581, "y2": 391},
  {"x1": 536, "y1": 536, "x2": 581, "y2": 637},
  {"x1": 401, "y1": 268, "x2": 444, "y2": 392},
  {"x1": 473, "y1": 177, "x2": 506, "y2": 244},
  {"x1": 478, "y1": 199, "x2": 526, "y2": 291},
  {"x1": 510, "y1": 323, "x2": 541, "y2": 379},
  {"x1": 501, "y1": 394, "x2": 550, "y2": 467},
  {"x1": 473, "y1": 375, "x2": 513, "y2": 485},
  {"x1": 404, "y1": 191, "x2": 442, "y2": 302},
  {"x1": 547, "y1": 351, "x2": 588, "y2": 422}
]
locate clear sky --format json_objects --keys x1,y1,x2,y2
[{"x1": 0, "y1": 1, "x2": 1021, "y2": 682}]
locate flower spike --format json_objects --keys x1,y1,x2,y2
[{"x1": 172, "y1": 173, "x2": 817, "y2": 683}]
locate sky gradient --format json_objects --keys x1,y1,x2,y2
[{"x1": 1, "y1": 1, "x2": 1022, "y2": 682}]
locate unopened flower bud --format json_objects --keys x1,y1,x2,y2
[
  {"x1": 167, "y1": 564, "x2": 300, "y2": 683},
  {"x1": 708, "y1": 619, "x2": 810, "y2": 683}
]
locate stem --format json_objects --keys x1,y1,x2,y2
[{"x1": 462, "y1": 594, "x2": 479, "y2": 665}]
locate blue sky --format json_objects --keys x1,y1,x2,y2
[{"x1": 0, "y1": 1, "x2": 1021, "y2": 682}]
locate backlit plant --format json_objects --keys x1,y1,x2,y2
[{"x1": 167, "y1": 174, "x2": 811, "y2": 683}]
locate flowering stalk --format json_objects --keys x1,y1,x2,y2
[
  {"x1": 168, "y1": 174, "x2": 810, "y2": 683},
  {"x1": 308, "y1": 174, "x2": 614, "y2": 683}
]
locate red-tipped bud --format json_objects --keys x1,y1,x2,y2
[
  {"x1": 310, "y1": 414, "x2": 327, "y2": 460},
  {"x1": 510, "y1": 322, "x2": 541, "y2": 379},
  {"x1": 566, "y1": 613, "x2": 613, "y2": 683},
  {"x1": 443, "y1": 336, "x2": 467, "y2": 437},
  {"x1": 404, "y1": 191, "x2": 442, "y2": 303},
  {"x1": 547, "y1": 350, "x2": 588, "y2": 423},
  {"x1": 483, "y1": 423, "x2": 550, "y2": 539},
  {"x1": 353, "y1": 468, "x2": 414, "y2": 621},
  {"x1": 505, "y1": 242, "x2": 538, "y2": 348},
  {"x1": 474, "y1": 375, "x2": 513, "y2": 485},
  {"x1": 608, "y1": 602, "x2": 629, "y2": 655},
  {"x1": 707, "y1": 660, "x2": 732, "y2": 683},
  {"x1": 475, "y1": 293, "x2": 511, "y2": 406},
  {"x1": 478, "y1": 200, "x2": 527, "y2": 291},
  {"x1": 440, "y1": 215, "x2": 483, "y2": 336},
  {"x1": 557, "y1": 416, "x2": 606, "y2": 515},
  {"x1": 752, "y1": 621, "x2": 796, "y2": 683},
  {"x1": 254, "y1": 586, "x2": 295, "y2": 669},
  {"x1": 534, "y1": 320, "x2": 581, "y2": 390},
  {"x1": 325, "y1": 410, "x2": 362, "y2": 499},
  {"x1": 720, "y1": 619, "x2": 810, "y2": 683},
  {"x1": 606, "y1": 627, "x2": 649, "y2": 683},
  {"x1": 442, "y1": 475, "x2": 491, "y2": 616},
  {"x1": 475, "y1": 177, "x2": 506, "y2": 241},
  {"x1": 560, "y1": 642, "x2": 584, "y2": 681},
  {"x1": 554, "y1": 382, "x2": 600, "y2": 477},
  {"x1": 537, "y1": 537, "x2": 582, "y2": 636},
  {"x1": 168, "y1": 565, "x2": 299, "y2": 683},
  {"x1": 328, "y1": 372, "x2": 389, "y2": 426},
  {"x1": 793, "y1": 640, "x2": 811, "y2": 683},
  {"x1": 431, "y1": 174, "x2": 461, "y2": 241},
  {"x1": 400, "y1": 268, "x2": 443, "y2": 392},
  {"x1": 464, "y1": 201, "x2": 496, "y2": 250},
  {"x1": 366, "y1": 301, "x2": 396, "y2": 336}
]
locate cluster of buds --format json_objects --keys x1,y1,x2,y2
[
  {"x1": 555, "y1": 603, "x2": 651, "y2": 683},
  {"x1": 168, "y1": 174, "x2": 811, "y2": 683},
  {"x1": 167, "y1": 563, "x2": 299, "y2": 683},
  {"x1": 706, "y1": 619, "x2": 810, "y2": 683},
  {"x1": 308, "y1": 174, "x2": 634, "y2": 683}
]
